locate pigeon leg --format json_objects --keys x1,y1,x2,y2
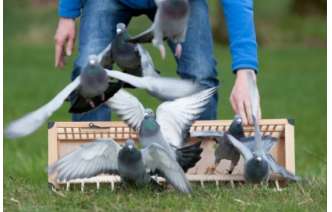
[
  {"x1": 227, "y1": 161, "x2": 236, "y2": 174},
  {"x1": 175, "y1": 43, "x2": 182, "y2": 58},
  {"x1": 159, "y1": 45, "x2": 166, "y2": 59}
]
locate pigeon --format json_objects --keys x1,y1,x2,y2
[
  {"x1": 107, "y1": 88, "x2": 217, "y2": 170},
  {"x1": 226, "y1": 116, "x2": 300, "y2": 183},
  {"x1": 190, "y1": 115, "x2": 276, "y2": 174},
  {"x1": 4, "y1": 57, "x2": 122, "y2": 139},
  {"x1": 105, "y1": 69, "x2": 204, "y2": 101},
  {"x1": 128, "y1": 0, "x2": 190, "y2": 59},
  {"x1": 48, "y1": 139, "x2": 192, "y2": 193}
]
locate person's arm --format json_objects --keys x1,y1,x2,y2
[
  {"x1": 54, "y1": 0, "x2": 82, "y2": 68},
  {"x1": 220, "y1": 0, "x2": 261, "y2": 125}
]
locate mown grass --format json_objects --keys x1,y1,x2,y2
[{"x1": 3, "y1": 0, "x2": 326, "y2": 211}]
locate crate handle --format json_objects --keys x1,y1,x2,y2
[{"x1": 88, "y1": 123, "x2": 109, "y2": 129}]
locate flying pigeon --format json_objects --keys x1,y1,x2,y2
[
  {"x1": 48, "y1": 139, "x2": 192, "y2": 193},
  {"x1": 190, "y1": 115, "x2": 276, "y2": 174},
  {"x1": 107, "y1": 88, "x2": 217, "y2": 170},
  {"x1": 128, "y1": 0, "x2": 190, "y2": 59},
  {"x1": 226, "y1": 116, "x2": 300, "y2": 183},
  {"x1": 4, "y1": 56, "x2": 122, "y2": 139}
]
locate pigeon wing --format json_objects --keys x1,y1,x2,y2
[
  {"x1": 142, "y1": 143, "x2": 192, "y2": 193},
  {"x1": 156, "y1": 87, "x2": 217, "y2": 147},
  {"x1": 136, "y1": 45, "x2": 159, "y2": 77},
  {"x1": 106, "y1": 89, "x2": 145, "y2": 131},
  {"x1": 265, "y1": 154, "x2": 300, "y2": 181},
  {"x1": 48, "y1": 139, "x2": 121, "y2": 181},
  {"x1": 128, "y1": 25, "x2": 155, "y2": 43},
  {"x1": 5, "y1": 77, "x2": 80, "y2": 139},
  {"x1": 105, "y1": 69, "x2": 204, "y2": 101},
  {"x1": 226, "y1": 134, "x2": 253, "y2": 161},
  {"x1": 97, "y1": 42, "x2": 113, "y2": 68}
]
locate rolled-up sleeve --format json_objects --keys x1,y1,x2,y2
[
  {"x1": 220, "y1": 0, "x2": 259, "y2": 73},
  {"x1": 58, "y1": 0, "x2": 82, "y2": 19}
]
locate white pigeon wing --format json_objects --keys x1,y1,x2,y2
[
  {"x1": 5, "y1": 77, "x2": 80, "y2": 139},
  {"x1": 156, "y1": 87, "x2": 217, "y2": 147},
  {"x1": 142, "y1": 143, "x2": 192, "y2": 193},
  {"x1": 106, "y1": 89, "x2": 145, "y2": 131},
  {"x1": 105, "y1": 69, "x2": 204, "y2": 101},
  {"x1": 105, "y1": 70, "x2": 151, "y2": 90},
  {"x1": 48, "y1": 139, "x2": 121, "y2": 181}
]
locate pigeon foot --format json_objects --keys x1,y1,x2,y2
[{"x1": 175, "y1": 44, "x2": 182, "y2": 58}]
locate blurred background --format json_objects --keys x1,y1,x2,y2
[{"x1": 4, "y1": 0, "x2": 326, "y2": 210}]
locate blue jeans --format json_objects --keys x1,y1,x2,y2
[{"x1": 72, "y1": 0, "x2": 219, "y2": 121}]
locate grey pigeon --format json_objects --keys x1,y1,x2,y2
[
  {"x1": 190, "y1": 115, "x2": 276, "y2": 174},
  {"x1": 99, "y1": 23, "x2": 159, "y2": 77},
  {"x1": 5, "y1": 56, "x2": 122, "y2": 139},
  {"x1": 78, "y1": 55, "x2": 110, "y2": 106},
  {"x1": 128, "y1": 0, "x2": 189, "y2": 59},
  {"x1": 226, "y1": 116, "x2": 300, "y2": 183},
  {"x1": 105, "y1": 70, "x2": 204, "y2": 101},
  {"x1": 48, "y1": 139, "x2": 192, "y2": 193},
  {"x1": 107, "y1": 88, "x2": 217, "y2": 170}
]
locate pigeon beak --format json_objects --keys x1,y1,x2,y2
[
  {"x1": 256, "y1": 156, "x2": 262, "y2": 162},
  {"x1": 128, "y1": 144, "x2": 134, "y2": 150},
  {"x1": 116, "y1": 28, "x2": 122, "y2": 34}
]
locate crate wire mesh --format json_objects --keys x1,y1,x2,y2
[{"x1": 48, "y1": 119, "x2": 295, "y2": 190}]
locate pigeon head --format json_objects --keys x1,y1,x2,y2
[
  {"x1": 119, "y1": 139, "x2": 142, "y2": 164},
  {"x1": 228, "y1": 115, "x2": 244, "y2": 138},
  {"x1": 144, "y1": 108, "x2": 155, "y2": 119},
  {"x1": 124, "y1": 139, "x2": 136, "y2": 151},
  {"x1": 87, "y1": 55, "x2": 99, "y2": 66},
  {"x1": 116, "y1": 23, "x2": 127, "y2": 34},
  {"x1": 244, "y1": 155, "x2": 269, "y2": 183}
]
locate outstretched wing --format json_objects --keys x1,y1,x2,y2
[
  {"x1": 105, "y1": 69, "x2": 204, "y2": 101},
  {"x1": 265, "y1": 154, "x2": 300, "y2": 181},
  {"x1": 156, "y1": 87, "x2": 217, "y2": 147},
  {"x1": 142, "y1": 143, "x2": 192, "y2": 193},
  {"x1": 226, "y1": 134, "x2": 253, "y2": 161},
  {"x1": 106, "y1": 89, "x2": 145, "y2": 131},
  {"x1": 48, "y1": 139, "x2": 121, "y2": 181},
  {"x1": 5, "y1": 77, "x2": 80, "y2": 139},
  {"x1": 137, "y1": 45, "x2": 159, "y2": 77}
]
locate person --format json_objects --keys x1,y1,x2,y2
[{"x1": 54, "y1": 0, "x2": 261, "y2": 125}]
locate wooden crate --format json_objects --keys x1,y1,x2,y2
[{"x1": 48, "y1": 119, "x2": 296, "y2": 189}]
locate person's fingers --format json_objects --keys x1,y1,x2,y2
[
  {"x1": 230, "y1": 95, "x2": 238, "y2": 114},
  {"x1": 66, "y1": 34, "x2": 75, "y2": 56},
  {"x1": 237, "y1": 102, "x2": 248, "y2": 126},
  {"x1": 55, "y1": 36, "x2": 65, "y2": 68},
  {"x1": 244, "y1": 100, "x2": 253, "y2": 125}
]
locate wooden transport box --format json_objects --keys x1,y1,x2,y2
[{"x1": 48, "y1": 119, "x2": 296, "y2": 189}]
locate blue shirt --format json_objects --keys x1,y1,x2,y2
[{"x1": 58, "y1": 0, "x2": 258, "y2": 72}]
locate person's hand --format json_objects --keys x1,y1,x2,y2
[
  {"x1": 54, "y1": 18, "x2": 76, "y2": 68},
  {"x1": 230, "y1": 69, "x2": 261, "y2": 125}
]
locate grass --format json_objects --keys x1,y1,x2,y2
[{"x1": 3, "y1": 0, "x2": 326, "y2": 211}]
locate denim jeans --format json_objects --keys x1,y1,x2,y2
[{"x1": 72, "y1": 0, "x2": 219, "y2": 121}]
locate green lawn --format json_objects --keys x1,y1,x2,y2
[{"x1": 3, "y1": 0, "x2": 326, "y2": 211}]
